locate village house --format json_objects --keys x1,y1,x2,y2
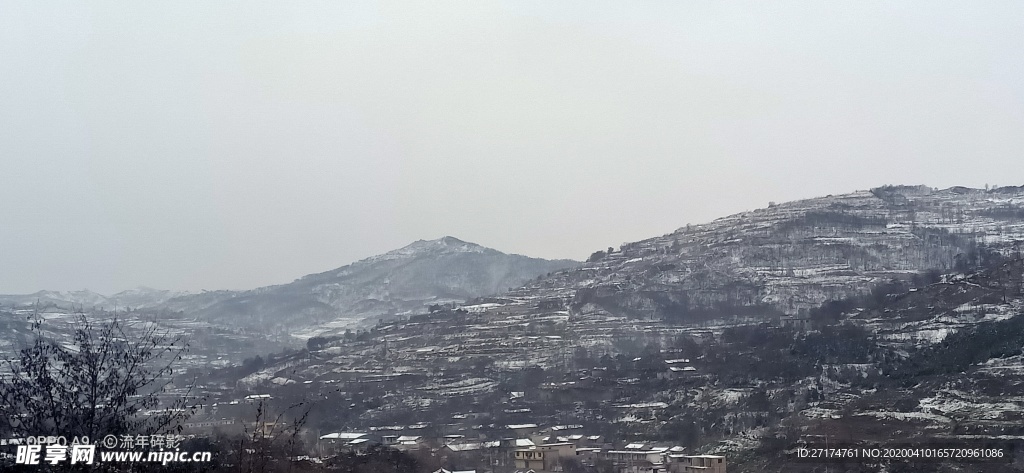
[
  {"x1": 508, "y1": 423, "x2": 541, "y2": 438},
  {"x1": 432, "y1": 469, "x2": 476, "y2": 473},
  {"x1": 317, "y1": 432, "x2": 377, "y2": 454},
  {"x1": 659, "y1": 365, "x2": 697, "y2": 380},
  {"x1": 601, "y1": 444, "x2": 667, "y2": 466},
  {"x1": 536, "y1": 442, "x2": 576, "y2": 467},
  {"x1": 243, "y1": 394, "x2": 272, "y2": 402},
  {"x1": 514, "y1": 448, "x2": 546, "y2": 471},
  {"x1": 394, "y1": 435, "x2": 428, "y2": 451},
  {"x1": 777, "y1": 315, "x2": 811, "y2": 331},
  {"x1": 665, "y1": 454, "x2": 726, "y2": 473}
]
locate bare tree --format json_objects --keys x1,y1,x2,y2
[
  {"x1": 0, "y1": 312, "x2": 200, "y2": 443},
  {"x1": 232, "y1": 397, "x2": 311, "y2": 473}
]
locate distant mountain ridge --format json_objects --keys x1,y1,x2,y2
[
  {"x1": 0, "y1": 237, "x2": 577, "y2": 336},
  {"x1": 9, "y1": 185, "x2": 1024, "y2": 337},
  {"x1": 158, "y1": 236, "x2": 578, "y2": 335},
  {"x1": 0, "y1": 287, "x2": 189, "y2": 310}
]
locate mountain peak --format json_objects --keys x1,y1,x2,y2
[
  {"x1": 435, "y1": 236, "x2": 468, "y2": 245},
  {"x1": 396, "y1": 236, "x2": 488, "y2": 256},
  {"x1": 415, "y1": 236, "x2": 474, "y2": 246}
]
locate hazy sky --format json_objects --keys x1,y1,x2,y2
[{"x1": 2, "y1": 2, "x2": 1023, "y2": 294}]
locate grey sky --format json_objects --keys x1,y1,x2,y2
[{"x1": 2, "y1": 1, "x2": 1023, "y2": 294}]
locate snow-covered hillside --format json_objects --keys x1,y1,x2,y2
[
  {"x1": 159, "y1": 236, "x2": 577, "y2": 336},
  {"x1": 538, "y1": 185, "x2": 1024, "y2": 321}
]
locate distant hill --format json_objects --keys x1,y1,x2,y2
[{"x1": 159, "y1": 236, "x2": 578, "y2": 335}]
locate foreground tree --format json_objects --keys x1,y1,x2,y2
[
  {"x1": 0, "y1": 312, "x2": 199, "y2": 443},
  {"x1": 229, "y1": 397, "x2": 311, "y2": 473}
]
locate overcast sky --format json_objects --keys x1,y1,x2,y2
[{"x1": 2, "y1": 1, "x2": 1023, "y2": 294}]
